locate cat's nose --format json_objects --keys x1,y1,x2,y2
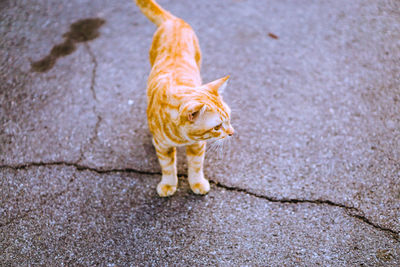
[{"x1": 227, "y1": 127, "x2": 234, "y2": 136}]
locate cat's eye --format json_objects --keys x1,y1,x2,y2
[{"x1": 214, "y1": 124, "x2": 222, "y2": 131}]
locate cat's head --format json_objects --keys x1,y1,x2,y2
[{"x1": 179, "y1": 76, "x2": 234, "y2": 142}]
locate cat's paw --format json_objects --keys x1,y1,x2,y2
[
  {"x1": 157, "y1": 182, "x2": 177, "y2": 197},
  {"x1": 190, "y1": 180, "x2": 210, "y2": 195}
]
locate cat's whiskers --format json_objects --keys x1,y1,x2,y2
[
  {"x1": 206, "y1": 139, "x2": 220, "y2": 153},
  {"x1": 207, "y1": 136, "x2": 231, "y2": 158}
]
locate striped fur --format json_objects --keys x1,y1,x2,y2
[{"x1": 135, "y1": 0, "x2": 234, "y2": 197}]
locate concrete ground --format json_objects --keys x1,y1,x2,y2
[{"x1": 1, "y1": 0, "x2": 399, "y2": 265}]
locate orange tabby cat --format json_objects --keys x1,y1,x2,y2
[{"x1": 135, "y1": 0, "x2": 234, "y2": 197}]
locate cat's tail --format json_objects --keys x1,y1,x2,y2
[{"x1": 135, "y1": 0, "x2": 176, "y2": 26}]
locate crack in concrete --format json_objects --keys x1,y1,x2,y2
[
  {"x1": 0, "y1": 161, "x2": 160, "y2": 175},
  {"x1": 212, "y1": 181, "x2": 400, "y2": 242},
  {"x1": 3, "y1": 42, "x2": 103, "y2": 226},
  {"x1": 1, "y1": 161, "x2": 399, "y2": 242},
  {"x1": 77, "y1": 43, "x2": 102, "y2": 164},
  {"x1": 84, "y1": 43, "x2": 98, "y2": 102}
]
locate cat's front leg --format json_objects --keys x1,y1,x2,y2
[
  {"x1": 186, "y1": 141, "x2": 209, "y2": 195},
  {"x1": 153, "y1": 140, "x2": 178, "y2": 197}
]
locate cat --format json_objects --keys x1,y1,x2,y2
[{"x1": 135, "y1": 0, "x2": 234, "y2": 197}]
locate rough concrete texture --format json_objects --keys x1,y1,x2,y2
[
  {"x1": 1, "y1": 0, "x2": 399, "y2": 265},
  {"x1": 1, "y1": 166, "x2": 399, "y2": 265}
]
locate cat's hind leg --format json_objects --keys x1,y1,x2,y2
[
  {"x1": 153, "y1": 141, "x2": 178, "y2": 197},
  {"x1": 186, "y1": 141, "x2": 210, "y2": 195}
]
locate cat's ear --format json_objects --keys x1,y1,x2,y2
[
  {"x1": 180, "y1": 102, "x2": 207, "y2": 122},
  {"x1": 204, "y1": 75, "x2": 230, "y2": 95}
]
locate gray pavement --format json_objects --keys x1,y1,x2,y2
[{"x1": 1, "y1": 0, "x2": 399, "y2": 265}]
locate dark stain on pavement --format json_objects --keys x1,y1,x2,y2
[
  {"x1": 31, "y1": 18, "x2": 105, "y2": 73},
  {"x1": 268, "y1": 32, "x2": 279, "y2": 39}
]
